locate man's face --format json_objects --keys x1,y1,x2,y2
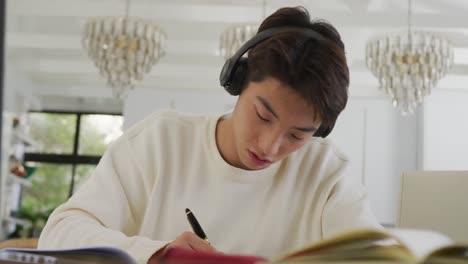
[{"x1": 232, "y1": 77, "x2": 321, "y2": 170}]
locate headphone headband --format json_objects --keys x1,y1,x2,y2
[
  {"x1": 219, "y1": 26, "x2": 328, "y2": 88},
  {"x1": 233, "y1": 26, "x2": 327, "y2": 63}
]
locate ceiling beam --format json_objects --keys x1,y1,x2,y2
[
  {"x1": 16, "y1": 58, "x2": 221, "y2": 77},
  {"x1": 31, "y1": 71, "x2": 468, "y2": 99},
  {"x1": 417, "y1": 0, "x2": 468, "y2": 13},
  {"x1": 338, "y1": 0, "x2": 372, "y2": 13},
  {"x1": 31, "y1": 74, "x2": 223, "y2": 94},
  {"x1": 7, "y1": 33, "x2": 220, "y2": 56},
  {"x1": 8, "y1": 0, "x2": 263, "y2": 23},
  {"x1": 7, "y1": 15, "x2": 232, "y2": 42},
  {"x1": 24, "y1": 60, "x2": 468, "y2": 92},
  {"x1": 11, "y1": 54, "x2": 468, "y2": 79},
  {"x1": 8, "y1": 0, "x2": 468, "y2": 29},
  {"x1": 8, "y1": 31, "x2": 468, "y2": 61}
]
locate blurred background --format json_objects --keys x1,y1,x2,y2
[{"x1": 1, "y1": 0, "x2": 467, "y2": 240}]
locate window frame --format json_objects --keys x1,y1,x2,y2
[{"x1": 23, "y1": 110, "x2": 122, "y2": 197}]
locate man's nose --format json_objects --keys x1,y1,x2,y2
[{"x1": 259, "y1": 130, "x2": 283, "y2": 158}]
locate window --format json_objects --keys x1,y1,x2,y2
[
  {"x1": 78, "y1": 114, "x2": 123, "y2": 156},
  {"x1": 18, "y1": 111, "x2": 123, "y2": 235},
  {"x1": 21, "y1": 164, "x2": 73, "y2": 215},
  {"x1": 28, "y1": 113, "x2": 77, "y2": 154}
]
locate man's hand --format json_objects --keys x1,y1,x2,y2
[{"x1": 147, "y1": 231, "x2": 218, "y2": 263}]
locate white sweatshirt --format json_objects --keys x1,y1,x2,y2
[{"x1": 38, "y1": 110, "x2": 381, "y2": 264}]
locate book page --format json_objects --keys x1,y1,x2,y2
[
  {"x1": 274, "y1": 229, "x2": 413, "y2": 262},
  {"x1": 1, "y1": 247, "x2": 137, "y2": 264},
  {"x1": 387, "y1": 228, "x2": 453, "y2": 260}
]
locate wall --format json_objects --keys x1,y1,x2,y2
[
  {"x1": 330, "y1": 98, "x2": 419, "y2": 225},
  {"x1": 3, "y1": 64, "x2": 35, "y2": 113},
  {"x1": 123, "y1": 89, "x2": 237, "y2": 129},
  {"x1": 124, "y1": 89, "x2": 420, "y2": 226},
  {"x1": 422, "y1": 89, "x2": 468, "y2": 170}
]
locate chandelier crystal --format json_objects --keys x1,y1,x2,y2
[
  {"x1": 366, "y1": 31, "x2": 453, "y2": 114},
  {"x1": 219, "y1": 24, "x2": 258, "y2": 60},
  {"x1": 82, "y1": 16, "x2": 166, "y2": 99},
  {"x1": 220, "y1": 0, "x2": 265, "y2": 60},
  {"x1": 365, "y1": 0, "x2": 454, "y2": 115}
]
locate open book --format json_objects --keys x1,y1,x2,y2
[
  {"x1": 1, "y1": 228, "x2": 467, "y2": 264},
  {"x1": 158, "y1": 228, "x2": 468, "y2": 264},
  {"x1": 0, "y1": 246, "x2": 136, "y2": 264}
]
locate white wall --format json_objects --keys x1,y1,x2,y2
[
  {"x1": 3, "y1": 65, "x2": 35, "y2": 113},
  {"x1": 330, "y1": 98, "x2": 418, "y2": 225},
  {"x1": 422, "y1": 89, "x2": 468, "y2": 170},
  {"x1": 123, "y1": 89, "x2": 420, "y2": 226},
  {"x1": 123, "y1": 88, "x2": 237, "y2": 129}
]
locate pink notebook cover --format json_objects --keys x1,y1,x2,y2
[{"x1": 161, "y1": 247, "x2": 269, "y2": 264}]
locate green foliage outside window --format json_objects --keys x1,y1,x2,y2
[
  {"x1": 10, "y1": 112, "x2": 123, "y2": 238},
  {"x1": 79, "y1": 115, "x2": 123, "y2": 156},
  {"x1": 21, "y1": 164, "x2": 72, "y2": 214},
  {"x1": 15, "y1": 163, "x2": 72, "y2": 238},
  {"x1": 29, "y1": 113, "x2": 77, "y2": 154}
]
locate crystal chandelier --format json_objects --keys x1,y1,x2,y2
[
  {"x1": 219, "y1": 0, "x2": 265, "y2": 60},
  {"x1": 365, "y1": 0, "x2": 453, "y2": 114},
  {"x1": 220, "y1": 24, "x2": 258, "y2": 60},
  {"x1": 82, "y1": 0, "x2": 166, "y2": 99}
]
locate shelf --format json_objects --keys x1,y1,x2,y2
[
  {"x1": 2, "y1": 216, "x2": 32, "y2": 228},
  {"x1": 12, "y1": 131, "x2": 38, "y2": 148},
  {"x1": 7, "y1": 174, "x2": 32, "y2": 187}
]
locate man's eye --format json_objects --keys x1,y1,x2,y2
[
  {"x1": 256, "y1": 111, "x2": 270, "y2": 122},
  {"x1": 290, "y1": 134, "x2": 303, "y2": 141}
]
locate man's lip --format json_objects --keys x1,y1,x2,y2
[{"x1": 249, "y1": 150, "x2": 271, "y2": 163}]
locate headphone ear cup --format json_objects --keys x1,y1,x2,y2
[{"x1": 225, "y1": 58, "x2": 249, "y2": 96}]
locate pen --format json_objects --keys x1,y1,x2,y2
[{"x1": 185, "y1": 208, "x2": 210, "y2": 244}]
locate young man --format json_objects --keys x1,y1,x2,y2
[{"x1": 38, "y1": 6, "x2": 381, "y2": 264}]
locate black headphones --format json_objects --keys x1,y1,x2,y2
[{"x1": 219, "y1": 26, "x2": 334, "y2": 138}]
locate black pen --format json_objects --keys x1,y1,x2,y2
[{"x1": 185, "y1": 208, "x2": 210, "y2": 244}]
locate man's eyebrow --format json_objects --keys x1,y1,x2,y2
[
  {"x1": 293, "y1": 126, "x2": 317, "y2": 132},
  {"x1": 256, "y1": 96, "x2": 278, "y2": 119}
]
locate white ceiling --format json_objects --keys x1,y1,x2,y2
[{"x1": 5, "y1": 0, "x2": 468, "y2": 109}]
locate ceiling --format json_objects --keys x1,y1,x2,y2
[{"x1": 5, "y1": 0, "x2": 468, "y2": 110}]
